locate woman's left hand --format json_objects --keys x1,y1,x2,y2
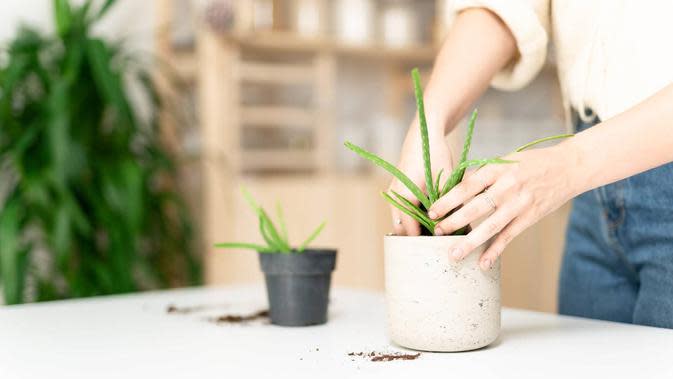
[{"x1": 427, "y1": 143, "x2": 583, "y2": 270}]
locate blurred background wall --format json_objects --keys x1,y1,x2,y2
[{"x1": 1, "y1": 0, "x2": 570, "y2": 312}]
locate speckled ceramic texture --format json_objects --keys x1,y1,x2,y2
[{"x1": 384, "y1": 235, "x2": 500, "y2": 352}]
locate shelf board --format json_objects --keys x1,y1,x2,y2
[
  {"x1": 238, "y1": 61, "x2": 315, "y2": 85},
  {"x1": 242, "y1": 149, "x2": 316, "y2": 171},
  {"x1": 240, "y1": 106, "x2": 315, "y2": 127},
  {"x1": 219, "y1": 31, "x2": 438, "y2": 62}
]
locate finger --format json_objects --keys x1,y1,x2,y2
[
  {"x1": 448, "y1": 199, "x2": 524, "y2": 262},
  {"x1": 479, "y1": 215, "x2": 531, "y2": 270},
  {"x1": 391, "y1": 208, "x2": 405, "y2": 235},
  {"x1": 434, "y1": 190, "x2": 499, "y2": 235},
  {"x1": 401, "y1": 212, "x2": 421, "y2": 236},
  {"x1": 388, "y1": 184, "x2": 422, "y2": 236},
  {"x1": 428, "y1": 165, "x2": 500, "y2": 220}
]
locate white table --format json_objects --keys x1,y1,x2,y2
[{"x1": 1, "y1": 285, "x2": 672, "y2": 379}]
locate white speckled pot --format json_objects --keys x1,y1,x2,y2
[{"x1": 384, "y1": 235, "x2": 500, "y2": 352}]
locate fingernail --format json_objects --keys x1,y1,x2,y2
[
  {"x1": 434, "y1": 227, "x2": 443, "y2": 236},
  {"x1": 450, "y1": 247, "x2": 463, "y2": 260},
  {"x1": 480, "y1": 258, "x2": 492, "y2": 270},
  {"x1": 428, "y1": 210, "x2": 438, "y2": 219}
]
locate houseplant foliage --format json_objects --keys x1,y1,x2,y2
[
  {"x1": 215, "y1": 188, "x2": 335, "y2": 327},
  {"x1": 345, "y1": 68, "x2": 572, "y2": 235},
  {"x1": 0, "y1": 0, "x2": 200, "y2": 304},
  {"x1": 214, "y1": 188, "x2": 326, "y2": 254}
]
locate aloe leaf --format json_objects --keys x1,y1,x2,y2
[
  {"x1": 515, "y1": 133, "x2": 574, "y2": 152},
  {"x1": 260, "y1": 211, "x2": 290, "y2": 253},
  {"x1": 214, "y1": 242, "x2": 275, "y2": 253},
  {"x1": 258, "y1": 215, "x2": 277, "y2": 249},
  {"x1": 242, "y1": 187, "x2": 289, "y2": 251},
  {"x1": 440, "y1": 109, "x2": 477, "y2": 196},
  {"x1": 297, "y1": 221, "x2": 326, "y2": 253},
  {"x1": 276, "y1": 201, "x2": 288, "y2": 242},
  {"x1": 241, "y1": 187, "x2": 260, "y2": 212},
  {"x1": 411, "y1": 68, "x2": 436, "y2": 203},
  {"x1": 434, "y1": 169, "x2": 444, "y2": 199},
  {"x1": 441, "y1": 157, "x2": 516, "y2": 197},
  {"x1": 344, "y1": 141, "x2": 431, "y2": 209},
  {"x1": 389, "y1": 190, "x2": 435, "y2": 227},
  {"x1": 457, "y1": 157, "x2": 516, "y2": 170},
  {"x1": 381, "y1": 192, "x2": 435, "y2": 233}
]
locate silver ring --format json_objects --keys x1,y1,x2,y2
[
  {"x1": 482, "y1": 191, "x2": 497, "y2": 211},
  {"x1": 394, "y1": 218, "x2": 402, "y2": 225}
]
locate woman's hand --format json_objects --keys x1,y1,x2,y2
[
  {"x1": 428, "y1": 143, "x2": 582, "y2": 270},
  {"x1": 389, "y1": 119, "x2": 454, "y2": 236}
]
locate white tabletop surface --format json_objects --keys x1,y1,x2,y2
[{"x1": 1, "y1": 285, "x2": 672, "y2": 379}]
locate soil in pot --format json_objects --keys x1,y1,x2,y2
[{"x1": 259, "y1": 248, "x2": 337, "y2": 327}]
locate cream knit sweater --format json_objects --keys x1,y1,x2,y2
[{"x1": 451, "y1": 0, "x2": 673, "y2": 122}]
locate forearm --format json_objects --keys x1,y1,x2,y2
[
  {"x1": 567, "y1": 83, "x2": 673, "y2": 195},
  {"x1": 422, "y1": 8, "x2": 517, "y2": 138}
]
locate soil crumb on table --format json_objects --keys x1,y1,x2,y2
[
  {"x1": 348, "y1": 351, "x2": 421, "y2": 362},
  {"x1": 208, "y1": 310, "x2": 269, "y2": 324},
  {"x1": 166, "y1": 304, "x2": 225, "y2": 314}
]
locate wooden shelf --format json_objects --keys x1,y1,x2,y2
[
  {"x1": 219, "y1": 31, "x2": 438, "y2": 63},
  {"x1": 238, "y1": 61, "x2": 315, "y2": 85},
  {"x1": 240, "y1": 106, "x2": 315, "y2": 127},
  {"x1": 242, "y1": 149, "x2": 316, "y2": 171}
]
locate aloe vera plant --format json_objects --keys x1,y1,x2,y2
[
  {"x1": 345, "y1": 68, "x2": 572, "y2": 236},
  {"x1": 214, "y1": 188, "x2": 326, "y2": 253}
]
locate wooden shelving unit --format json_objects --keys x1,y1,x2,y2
[
  {"x1": 155, "y1": 0, "x2": 446, "y2": 289},
  {"x1": 155, "y1": 0, "x2": 573, "y2": 314}
]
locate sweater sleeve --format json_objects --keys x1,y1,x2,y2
[{"x1": 450, "y1": 0, "x2": 551, "y2": 90}]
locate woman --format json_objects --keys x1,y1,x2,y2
[{"x1": 391, "y1": 1, "x2": 673, "y2": 328}]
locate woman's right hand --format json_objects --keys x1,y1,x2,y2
[{"x1": 389, "y1": 117, "x2": 454, "y2": 236}]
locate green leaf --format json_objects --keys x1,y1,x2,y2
[
  {"x1": 441, "y1": 109, "x2": 477, "y2": 196},
  {"x1": 0, "y1": 200, "x2": 25, "y2": 304},
  {"x1": 242, "y1": 187, "x2": 290, "y2": 252},
  {"x1": 96, "y1": 0, "x2": 117, "y2": 20},
  {"x1": 86, "y1": 38, "x2": 135, "y2": 127},
  {"x1": 457, "y1": 157, "x2": 516, "y2": 170},
  {"x1": 276, "y1": 201, "x2": 288, "y2": 242},
  {"x1": 297, "y1": 221, "x2": 326, "y2": 253},
  {"x1": 259, "y1": 215, "x2": 287, "y2": 252},
  {"x1": 214, "y1": 242, "x2": 275, "y2": 253},
  {"x1": 261, "y1": 209, "x2": 290, "y2": 252},
  {"x1": 381, "y1": 192, "x2": 434, "y2": 233},
  {"x1": 515, "y1": 133, "x2": 574, "y2": 152},
  {"x1": 344, "y1": 141, "x2": 431, "y2": 209},
  {"x1": 389, "y1": 190, "x2": 435, "y2": 229},
  {"x1": 54, "y1": 0, "x2": 72, "y2": 37},
  {"x1": 434, "y1": 169, "x2": 444, "y2": 198},
  {"x1": 411, "y1": 68, "x2": 436, "y2": 203}
]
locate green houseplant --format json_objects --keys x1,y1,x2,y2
[
  {"x1": 0, "y1": 0, "x2": 200, "y2": 305},
  {"x1": 345, "y1": 68, "x2": 571, "y2": 352},
  {"x1": 215, "y1": 188, "x2": 336, "y2": 327},
  {"x1": 345, "y1": 68, "x2": 571, "y2": 235}
]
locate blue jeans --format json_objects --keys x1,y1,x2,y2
[{"x1": 558, "y1": 111, "x2": 673, "y2": 328}]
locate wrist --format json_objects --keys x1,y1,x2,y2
[{"x1": 558, "y1": 137, "x2": 593, "y2": 197}]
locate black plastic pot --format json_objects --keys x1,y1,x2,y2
[{"x1": 258, "y1": 249, "x2": 337, "y2": 327}]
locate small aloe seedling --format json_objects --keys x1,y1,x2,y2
[
  {"x1": 344, "y1": 68, "x2": 572, "y2": 235},
  {"x1": 214, "y1": 188, "x2": 326, "y2": 253}
]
